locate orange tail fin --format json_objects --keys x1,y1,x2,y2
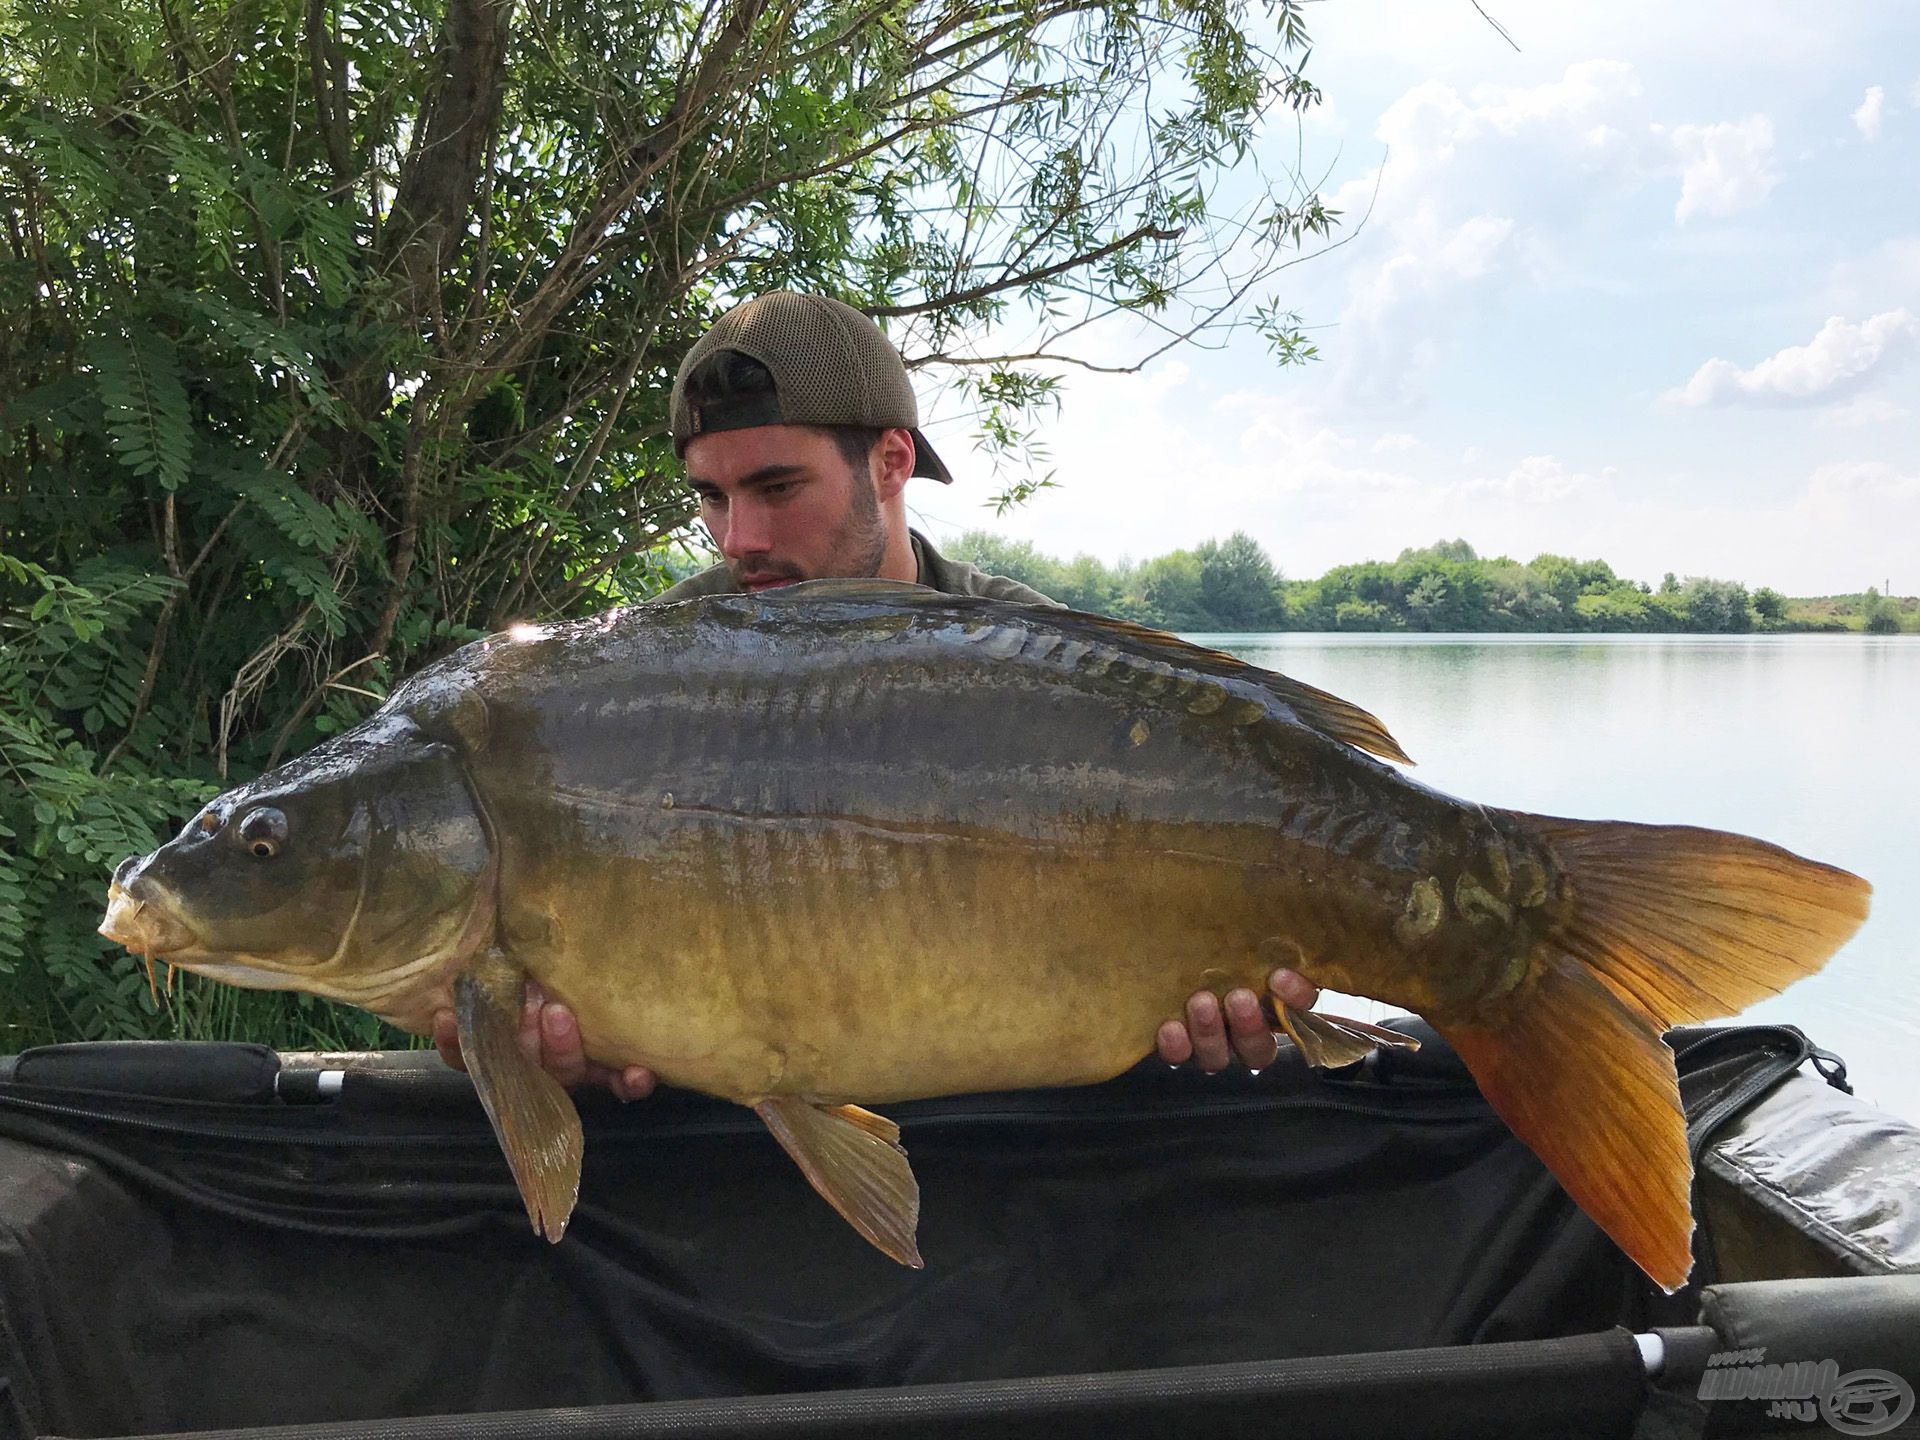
[{"x1": 1436, "y1": 815, "x2": 1870, "y2": 1293}]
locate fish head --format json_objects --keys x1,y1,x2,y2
[{"x1": 99, "y1": 712, "x2": 493, "y2": 1025}]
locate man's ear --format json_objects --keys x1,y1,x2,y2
[{"x1": 873, "y1": 427, "x2": 916, "y2": 501}]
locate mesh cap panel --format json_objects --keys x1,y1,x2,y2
[{"x1": 671, "y1": 293, "x2": 953, "y2": 483}]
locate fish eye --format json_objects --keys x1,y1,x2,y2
[{"x1": 238, "y1": 807, "x2": 288, "y2": 859}]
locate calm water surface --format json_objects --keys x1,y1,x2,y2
[{"x1": 1183, "y1": 633, "x2": 1920, "y2": 1123}]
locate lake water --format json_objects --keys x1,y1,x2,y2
[{"x1": 1183, "y1": 632, "x2": 1920, "y2": 1124}]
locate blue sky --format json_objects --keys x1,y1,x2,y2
[{"x1": 910, "y1": 1, "x2": 1920, "y2": 595}]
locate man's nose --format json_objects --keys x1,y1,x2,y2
[{"x1": 719, "y1": 497, "x2": 772, "y2": 558}]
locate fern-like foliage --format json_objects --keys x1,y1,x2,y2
[
  {"x1": 3, "y1": 0, "x2": 1332, "y2": 1054},
  {"x1": 84, "y1": 332, "x2": 195, "y2": 492}
]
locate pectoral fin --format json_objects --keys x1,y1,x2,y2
[
  {"x1": 827, "y1": 1103, "x2": 902, "y2": 1143},
  {"x1": 755, "y1": 1096, "x2": 922, "y2": 1268},
  {"x1": 454, "y1": 962, "x2": 583, "y2": 1242},
  {"x1": 1275, "y1": 1004, "x2": 1421, "y2": 1069}
]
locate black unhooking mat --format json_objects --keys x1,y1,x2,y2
[{"x1": 0, "y1": 1022, "x2": 1846, "y2": 1438}]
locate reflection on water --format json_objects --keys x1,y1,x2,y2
[{"x1": 1184, "y1": 633, "x2": 1920, "y2": 1122}]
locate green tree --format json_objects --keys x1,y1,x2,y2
[
  {"x1": 1332, "y1": 598, "x2": 1397, "y2": 631},
  {"x1": 906, "y1": 531, "x2": 1887, "y2": 639},
  {"x1": 946, "y1": 531, "x2": 1066, "y2": 599},
  {"x1": 1052, "y1": 554, "x2": 1130, "y2": 616},
  {"x1": 1502, "y1": 576, "x2": 1567, "y2": 631},
  {"x1": 1679, "y1": 578, "x2": 1753, "y2": 634},
  {"x1": 1195, "y1": 531, "x2": 1284, "y2": 630},
  {"x1": 1399, "y1": 538, "x2": 1477, "y2": 565},
  {"x1": 1139, "y1": 551, "x2": 1216, "y2": 630},
  {"x1": 1863, "y1": 587, "x2": 1901, "y2": 635},
  {"x1": 1573, "y1": 588, "x2": 1653, "y2": 630},
  {"x1": 1, "y1": 0, "x2": 1342, "y2": 1048},
  {"x1": 1405, "y1": 572, "x2": 1450, "y2": 630}
]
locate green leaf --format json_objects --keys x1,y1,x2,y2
[
  {"x1": 84, "y1": 331, "x2": 194, "y2": 491},
  {"x1": 216, "y1": 457, "x2": 348, "y2": 553}
]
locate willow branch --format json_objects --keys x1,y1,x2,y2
[{"x1": 864, "y1": 223, "x2": 1182, "y2": 318}]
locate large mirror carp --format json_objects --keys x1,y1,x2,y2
[{"x1": 99, "y1": 579, "x2": 1870, "y2": 1291}]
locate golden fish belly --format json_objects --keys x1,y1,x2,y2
[{"x1": 503, "y1": 802, "x2": 1479, "y2": 1106}]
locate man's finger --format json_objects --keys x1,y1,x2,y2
[
  {"x1": 516, "y1": 982, "x2": 545, "y2": 1068},
  {"x1": 431, "y1": 1009, "x2": 467, "y2": 1072},
  {"x1": 1156, "y1": 1019, "x2": 1193, "y2": 1066},
  {"x1": 575, "y1": 1059, "x2": 656, "y2": 1102},
  {"x1": 613, "y1": 1066, "x2": 658, "y2": 1102},
  {"x1": 1270, "y1": 967, "x2": 1320, "y2": 1012},
  {"x1": 1225, "y1": 987, "x2": 1280, "y2": 1070},
  {"x1": 539, "y1": 1002, "x2": 590, "y2": 1089},
  {"x1": 1185, "y1": 990, "x2": 1232, "y2": 1073}
]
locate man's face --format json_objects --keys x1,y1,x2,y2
[{"x1": 685, "y1": 424, "x2": 885, "y2": 591}]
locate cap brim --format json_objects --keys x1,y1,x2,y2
[{"x1": 909, "y1": 429, "x2": 955, "y2": 485}]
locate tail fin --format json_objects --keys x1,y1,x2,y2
[{"x1": 1435, "y1": 815, "x2": 1870, "y2": 1293}]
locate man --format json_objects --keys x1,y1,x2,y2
[{"x1": 433, "y1": 291, "x2": 1318, "y2": 1096}]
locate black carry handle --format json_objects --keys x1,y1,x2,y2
[{"x1": 8, "y1": 1040, "x2": 280, "y2": 1104}]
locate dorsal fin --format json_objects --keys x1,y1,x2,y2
[
  {"x1": 1251, "y1": 671, "x2": 1413, "y2": 766},
  {"x1": 1041, "y1": 613, "x2": 1414, "y2": 765},
  {"x1": 744, "y1": 582, "x2": 1413, "y2": 766}
]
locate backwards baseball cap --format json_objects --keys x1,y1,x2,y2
[{"x1": 669, "y1": 292, "x2": 954, "y2": 484}]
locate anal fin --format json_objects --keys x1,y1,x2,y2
[
  {"x1": 454, "y1": 960, "x2": 584, "y2": 1242},
  {"x1": 756, "y1": 1096, "x2": 922, "y2": 1268},
  {"x1": 1273, "y1": 1003, "x2": 1421, "y2": 1069}
]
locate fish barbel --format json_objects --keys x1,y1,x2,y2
[{"x1": 98, "y1": 580, "x2": 1871, "y2": 1290}]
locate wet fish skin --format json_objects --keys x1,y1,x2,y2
[
  {"x1": 99, "y1": 581, "x2": 1871, "y2": 1288},
  {"x1": 406, "y1": 594, "x2": 1524, "y2": 1102}
]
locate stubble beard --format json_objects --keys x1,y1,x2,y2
[
  {"x1": 835, "y1": 469, "x2": 889, "y2": 578},
  {"x1": 727, "y1": 466, "x2": 889, "y2": 588}
]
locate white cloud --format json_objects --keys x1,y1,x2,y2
[
  {"x1": 1821, "y1": 237, "x2": 1920, "y2": 315},
  {"x1": 1816, "y1": 396, "x2": 1910, "y2": 428},
  {"x1": 1854, "y1": 85, "x2": 1887, "y2": 140},
  {"x1": 1372, "y1": 432, "x2": 1421, "y2": 453},
  {"x1": 1667, "y1": 310, "x2": 1918, "y2": 406},
  {"x1": 1323, "y1": 61, "x2": 1652, "y2": 409},
  {"x1": 1807, "y1": 460, "x2": 1920, "y2": 504},
  {"x1": 1456, "y1": 454, "x2": 1614, "y2": 503},
  {"x1": 1313, "y1": 62, "x2": 1805, "y2": 408},
  {"x1": 1670, "y1": 116, "x2": 1778, "y2": 223},
  {"x1": 1338, "y1": 212, "x2": 1517, "y2": 399}
]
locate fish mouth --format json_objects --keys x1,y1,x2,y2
[
  {"x1": 99, "y1": 882, "x2": 199, "y2": 958},
  {"x1": 99, "y1": 885, "x2": 305, "y2": 994}
]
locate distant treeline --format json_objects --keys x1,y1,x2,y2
[{"x1": 945, "y1": 532, "x2": 1919, "y2": 635}]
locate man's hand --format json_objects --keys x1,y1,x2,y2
[
  {"x1": 432, "y1": 979, "x2": 658, "y2": 1101},
  {"x1": 1155, "y1": 968, "x2": 1320, "y2": 1072}
]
